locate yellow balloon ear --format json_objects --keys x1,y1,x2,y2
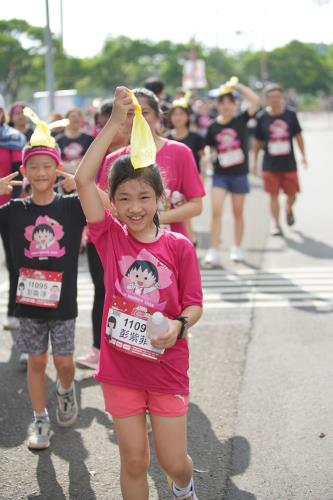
[
  {"x1": 23, "y1": 107, "x2": 57, "y2": 148},
  {"x1": 129, "y1": 91, "x2": 156, "y2": 170}
]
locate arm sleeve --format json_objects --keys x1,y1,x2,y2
[
  {"x1": 179, "y1": 145, "x2": 205, "y2": 200},
  {"x1": 205, "y1": 124, "x2": 215, "y2": 147},
  {"x1": 177, "y1": 239, "x2": 203, "y2": 309},
  {"x1": 292, "y1": 112, "x2": 302, "y2": 135},
  {"x1": 0, "y1": 202, "x2": 10, "y2": 235}
]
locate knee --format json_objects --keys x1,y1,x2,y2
[
  {"x1": 122, "y1": 453, "x2": 149, "y2": 478},
  {"x1": 233, "y1": 208, "x2": 243, "y2": 220},
  {"x1": 53, "y1": 355, "x2": 74, "y2": 374},
  {"x1": 159, "y1": 454, "x2": 189, "y2": 478},
  {"x1": 29, "y1": 354, "x2": 48, "y2": 372}
]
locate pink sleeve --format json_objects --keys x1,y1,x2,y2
[
  {"x1": 11, "y1": 149, "x2": 23, "y2": 163},
  {"x1": 177, "y1": 239, "x2": 203, "y2": 309},
  {"x1": 179, "y1": 146, "x2": 205, "y2": 200},
  {"x1": 87, "y1": 210, "x2": 116, "y2": 262},
  {"x1": 98, "y1": 146, "x2": 130, "y2": 191}
]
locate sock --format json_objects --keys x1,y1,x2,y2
[
  {"x1": 34, "y1": 409, "x2": 49, "y2": 421},
  {"x1": 57, "y1": 382, "x2": 73, "y2": 395},
  {"x1": 172, "y1": 480, "x2": 193, "y2": 497}
]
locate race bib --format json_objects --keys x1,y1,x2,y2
[
  {"x1": 218, "y1": 148, "x2": 245, "y2": 168},
  {"x1": 16, "y1": 267, "x2": 63, "y2": 308},
  {"x1": 268, "y1": 140, "x2": 291, "y2": 156},
  {"x1": 105, "y1": 296, "x2": 165, "y2": 362}
]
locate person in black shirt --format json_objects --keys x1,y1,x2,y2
[
  {"x1": 254, "y1": 84, "x2": 307, "y2": 236},
  {"x1": 0, "y1": 112, "x2": 86, "y2": 450},
  {"x1": 55, "y1": 107, "x2": 94, "y2": 184},
  {"x1": 204, "y1": 78, "x2": 259, "y2": 267},
  {"x1": 166, "y1": 97, "x2": 205, "y2": 244}
]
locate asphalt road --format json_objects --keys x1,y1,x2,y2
[{"x1": 0, "y1": 112, "x2": 332, "y2": 499}]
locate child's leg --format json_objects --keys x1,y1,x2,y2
[
  {"x1": 53, "y1": 354, "x2": 75, "y2": 390},
  {"x1": 27, "y1": 353, "x2": 48, "y2": 413},
  {"x1": 113, "y1": 413, "x2": 150, "y2": 500},
  {"x1": 150, "y1": 414, "x2": 193, "y2": 488}
]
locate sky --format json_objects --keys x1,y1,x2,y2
[{"x1": 1, "y1": 0, "x2": 332, "y2": 58}]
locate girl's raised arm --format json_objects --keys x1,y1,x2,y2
[{"x1": 75, "y1": 87, "x2": 133, "y2": 222}]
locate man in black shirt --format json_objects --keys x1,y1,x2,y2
[{"x1": 254, "y1": 84, "x2": 307, "y2": 235}]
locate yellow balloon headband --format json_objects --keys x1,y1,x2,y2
[
  {"x1": 171, "y1": 91, "x2": 192, "y2": 110},
  {"x1": 219, "y1": 76, "x2": 239, "y2": 96},
  {"x1": 23, "y1": 107, "x2": 69, "y2": 148},
  {"x1": 130, "y1": 92, "x2": 156, "y2": 170}
]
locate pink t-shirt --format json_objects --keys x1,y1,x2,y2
[
  {"x1": 88, "y1": 210, "x2": 203, "y2": 395},
  {"x1": 98, "y1": 139, "x2": 205, "y2": 237}
]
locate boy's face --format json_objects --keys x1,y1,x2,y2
[{"x1": 23, "y1": 155, "x2": 57, "y2": 193}]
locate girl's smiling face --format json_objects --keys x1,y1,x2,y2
[
  {"x1": 113, "y1": 178, "x2": 160, "y2": 238},
  {"x1": 128, "y1": 267, "x2": 156, "y2": 288}
]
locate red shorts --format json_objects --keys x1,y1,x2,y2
[
  {"x1": 101, "y1": 383, "x2": 189, "y2": 418},
  {"x1": 263, "y1": 171, "x2": 300, "y2": 196}
]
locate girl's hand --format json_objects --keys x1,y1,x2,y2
[
  {"x1": 150, "y1": 319, "x2": 182, "y2": 350},
  {"x1": 111, "y1": 86, "x2": 134, "y2": 126},
  {"x1": 0, "y1": 172, "x2": 22, "y2": 195},
  {"x1": 55, "y1": 169, "x2": 76, "y2": 192}
]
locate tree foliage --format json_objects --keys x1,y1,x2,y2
[{"x1": 0, "y1": 18, "x2": 332, "y2": 104}]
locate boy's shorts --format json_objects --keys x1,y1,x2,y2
[
  {"x1": 101, "y1": 383, "x2": 189, "y2": 418},
  {"x1": 16, "y1": 318, "x2": 75, "y2": 356},
  {"x1": 263, "y1": 171, "x2": 300, "y2": 196},
  {"x1": 212, "y1": 173, "x2": 250, "y2": 194}
]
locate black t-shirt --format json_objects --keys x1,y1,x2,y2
[
  {"x1": 55, "y1": 132, "x2": 94, "y2": 172},
  {"x1": 254, "y1": 108, "x2": 302, "y2": 172},
  {"x1": 206, "y1": 111, "x2": 250, "y2": 176},
  {"x1": 166, "y1": 131, "x2": 205, "y2": 171},
  {"x1": 0, "y1": 194, "x2": 86, "y2": 320}
]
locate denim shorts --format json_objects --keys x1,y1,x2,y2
[
  {"x1": 16, "y1": 318, "x2": 76, "y2": 355},
  {"x1": 212, "y1": 173, "x2": 250, "y2": 194}
]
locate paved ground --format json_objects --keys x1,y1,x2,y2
[{"x1": 0, "y1": 113, "x2": 332, "y2": 499}]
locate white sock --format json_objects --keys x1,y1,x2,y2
[
  {"x1": 57, "y1": 382, "x2": 73, "y2": 395},
  {"x1": 172, "y1": 480, "x2": 193, "y2": 497},
  {"x1": 34, "y1": 409, "x2": 49, "y2": 421}
]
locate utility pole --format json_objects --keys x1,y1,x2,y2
[{"x1": 44, "y1": 0, "x2": 55, "y2": 115}]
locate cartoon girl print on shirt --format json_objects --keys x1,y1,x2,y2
[
  {"x1": 268, "y1": 119, "x2": 291, "y2": 156},
  {"x1": 216, "y1": 128, "x2": 245, "y2": 168},
  {"x1": 24, "y1": 215, "x2": 66, "y2": 259},
  {"x1": 115, "y1": 248, "x2": 173, "y2": 310}
]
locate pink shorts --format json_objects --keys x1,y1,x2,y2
[{"x1": 101, "y1": 383, "x2": 189, "y2": 418}]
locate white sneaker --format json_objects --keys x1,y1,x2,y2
[
  {"x1": 230, "y1": 246, "x2": 244, "y2": 262},
  {"x1": 56, "y1": 382, "x2": 78, "y2": 427},
  {"x1": 3, "y1": 316, "x2": 20, "y2": 330},
  {"x1": 271, "y1": 225, "x2": 283, "y2": 236},
  {"x1": 204, "y1": 248, "x2": 222, "y2": 268},
  {"x1": 28, "y1": 418, "x2": 51, "y2": 450}
]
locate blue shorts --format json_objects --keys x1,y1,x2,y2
[{"x1": 212, "y1": 173, "x2": 250, "y2": 194}]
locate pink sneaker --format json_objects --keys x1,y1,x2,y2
[{"x1": 75, "y1": 347, "x2": 100, "y2": 370}]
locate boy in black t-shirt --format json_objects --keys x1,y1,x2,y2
[
  {"x1": 0, "y1": 110, "x2": 86, "y2": 450},
  {"x1": 254, "y1": 84, "x2": 307, "y2": 236}
]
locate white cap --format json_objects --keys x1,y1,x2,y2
[{"x1": 0, "y1": 94, "x2": 5, "y2": 110}]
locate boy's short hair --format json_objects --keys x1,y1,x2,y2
[{"x1": 264, "y1": 83, "x2": 283, "y2": 95}]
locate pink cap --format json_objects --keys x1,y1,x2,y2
[{"x1": 22, "y1": 146, "x2": 61, "y2": 167}]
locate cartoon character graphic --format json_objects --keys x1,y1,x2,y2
[
  {"x1": 24, "y1": 215, "x2": 66, "y2": 259},
  {"x1": 17, "y1": 282, "x2": 25, "y2": 297},
  {"x1": 106, "y1": 315, "x2": 117, "y2": 339},
  {"x1": 49, "y1": 284, "x2": 61, "y2": 301},
  {"x1": 126, "y1": 260, "x2": 160, "y2": 296},
  {"x1": 269, "y1": 119, "x2": 289, "y2": 140},
  {"x1": 115, "y1": 248, "x2": 173, "y2": 308},
  {"x1": 216, "y1": 128, "x2": 245, "y2": 167},
  {"x1": 268, "y1": 119, "x2": 291, "y2": 156}
]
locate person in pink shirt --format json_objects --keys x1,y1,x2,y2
[
  {"x1": 75, "y1": 87, "x2": 203, "y2": 500},
  {"x1": 98, "y1": 87, "x2": 205, "y2": 238}
]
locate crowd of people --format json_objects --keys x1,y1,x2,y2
[{"x1": 0, "y1": 77, "x2": 307, "y2": 500}]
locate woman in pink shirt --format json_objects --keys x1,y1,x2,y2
[
  {"x1": 98, "y1": 87, "x2": 205, "y2": 238},
  {"x1": 75, "y1": 87, "x2": 202, "y2": 500}
]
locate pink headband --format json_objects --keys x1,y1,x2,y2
[{"x1": 22, "y1": 146, "x2": 61, "y2": 167}]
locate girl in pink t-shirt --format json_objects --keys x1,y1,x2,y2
[
  {"x1": 75, "y1": 87, "x2": 202, "y2": 500},
  {"x1": 98, "y1": 87, "x2": 206, "y2": 238}
]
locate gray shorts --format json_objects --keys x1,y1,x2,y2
[{"x1": 16, "y1": 318, "x2": 76, "y2": 356}]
